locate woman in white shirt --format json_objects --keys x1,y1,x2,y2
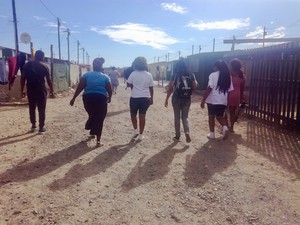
[
  {"x1": 200, "y1": 60, "x2": 233, "y2": 140},
  {"x1": 127, "y1": 57, "x2": 154, "y2": 141}
]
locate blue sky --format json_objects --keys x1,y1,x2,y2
[{"x1": 1, "y1": 0, "x2": 299, "y2": 67}]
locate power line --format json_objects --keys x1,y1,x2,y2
[{"x1": 39, "y1": 0, "x2": 57, "y2": 18}]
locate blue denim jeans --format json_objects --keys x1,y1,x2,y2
[{"x1": 172, "y1": 95, "x2": 191, "y2": 138}]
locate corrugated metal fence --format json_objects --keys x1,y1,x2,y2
[{"x1": 247, "y1": 58, "x2": 300, "y2": 131}]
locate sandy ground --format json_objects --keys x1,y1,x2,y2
[{"x1": 0, "y1": 81, "x2": 300, "y2": 225}]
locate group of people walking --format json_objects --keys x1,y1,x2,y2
[{"x1": 21, "y1": 50, "x2": 245, "y2": 146}]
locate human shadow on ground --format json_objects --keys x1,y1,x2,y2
[
  {"x1": 49, "y1": 141, "x2": 137, "y2": 191},
  {"x1": 0, "y1": 132, "x2": 37, "y2": 148},
  {"x1": 121, "y1": 142, "x2": 189, "y2": 192},
  {"x1": 106, "y1": 109, "x2": 129, "y2": 117},
  {"x1": 0, "y1": 141, "x2": 96, "y2": 187},
  {"x1": 246, "y1": 120, "x2": 300, "y2": 175},
  {"x1": 184, "y1": 139, "x2": 237, "y2": 188}
]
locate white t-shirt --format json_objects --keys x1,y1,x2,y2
[
  {"x1": 127, "y1": 70, "x2": 154, "y2": 98},
  {"x1": 205, "y1": 71, "x2": 234, "y2": 105}
]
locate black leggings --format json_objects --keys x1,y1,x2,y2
[{"x1": 83, "y1": 93, "x2": 108, "y2": 137}]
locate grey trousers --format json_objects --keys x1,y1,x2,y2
[{"x1": 172, "y1": 95, "x2": 191, "y2": 137}]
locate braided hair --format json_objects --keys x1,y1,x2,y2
[{"x1": 214, "y1": 60, "x2": 231, "y2": 95}]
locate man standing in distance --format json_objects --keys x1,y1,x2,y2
[{"x1": 21, "y1": 50, "x2": 54, "y2": 133}]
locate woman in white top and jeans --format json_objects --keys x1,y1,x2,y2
[
  {"x1": 200, "y1": 60, "x2": 233, "y2": 140},
  {"x1": 127, "y1": 57, "x2": 154, "y2": 141}
]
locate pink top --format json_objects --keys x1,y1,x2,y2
[{"x1": 228, "y1": 75, "x2": 245, "y2": 106}]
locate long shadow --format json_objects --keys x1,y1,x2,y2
[
  {"x1": 0, "y1": 141, "x2": 96, "y2": 187},
  {"x1": 246, "y1": 120, "x2": 300, "y2": 174},
  {"x1": 121, "y1": 142, "x2": 189, "y2": 192},
  {"x1": 184, "y1": 139, "x2": 238, "y2": 188},
  {"x1": 107, "y1": 109, "x2": 129, "y2": 117},
  {"x1": 0, "y1": 132, "x2": 38, "y2": 148},
  {"x1": 49, "y1": 141, "x2": 137, "y2": 191}
]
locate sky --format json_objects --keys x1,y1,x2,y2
[{"x1": 0, "y1": 0, "x2": 300, "y2": 68}]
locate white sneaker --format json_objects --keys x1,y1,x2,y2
[
  {"x1": 222, "y1": 126, "x2": 229, "y2": 140},
  {"x1": 138, "y1": 134, "x2": 144, "y2": 141},
  {"x1": 207, "y1": 132, "x2": 215, "y2": 139},
  {"x1": 132, "y1": 129, "x2": 139, "y2": 139}
]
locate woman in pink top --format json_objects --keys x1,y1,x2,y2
[{"x1": 227, "y1": 58, "x2": 246, "y2": 132}]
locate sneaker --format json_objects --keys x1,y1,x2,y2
[
  {"x1": 185, "y1": 133, "x2": 191, "y2": 143},
  {"x1": 207, "y1": 132, "x2": 215, "y2": 140},
  {"x1": 31, "y1": 125, "x2": 36, "y2": 131},
  {"x1": 132, "y1": 129, "x2": 139, "y2": 139},
  {"x1": 173, "y1": 136, "x2": 180, "y2": 142},
  {"x1": 138, "y1": 134, "x2": 144, "y2": 141},
  {"x1": 38, "y1": 127, "x2": 46, "y2": 134},
  {"x1": 222, "y1": 127, "x2": 229, "y2": 140}
]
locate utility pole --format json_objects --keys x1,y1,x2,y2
[
  {"x1": 57, "y1": 17, "x2": 61, "y2": 59},
  {"x1": 231, "y1": 35, "x2": 236, "y2": 51},
  {"x1": 199, "y1": 45, "x2": 201, "y2": 53},
  {"x1": 50, "y1": 44, "x2": 54, "y2": 81},
  {"x1": 213, "y1": 38, "x2": 215, "y2": 52},
  {"x1": 81, "y1": 47, "x2": 85, "y2": 64},
  {"x1": 65, "y1": 28, "x2": 70, "y2": 62},
  {"x1": 12, "y1": 0, "x2": 19, "y2": 55},
  {"x1": 263, "y1": 26, "x2": 267, "y2": 47},
  {"x1": 77, "y1": 41, "x2": 80, "y2": 64},
  {"x1": 178, "y1": 51, "x2": 181, "y2": 59},
  {"x1": 192, "y1": 45, "x2": 194, "y2": 55},
  {"x1": 86, "y1": 51, "x2": 89, "y2": 65}
]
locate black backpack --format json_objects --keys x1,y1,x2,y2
[{"x1": 175, "y1": 72, "x2": 193, "y2": 98}]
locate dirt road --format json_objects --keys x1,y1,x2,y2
[{"x1": 0, "y1": 82, "x2": 299, "y2": 225}]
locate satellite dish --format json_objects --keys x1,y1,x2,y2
[{"x1": 20, "y1": 32, "x2": 31, "y2": 44}]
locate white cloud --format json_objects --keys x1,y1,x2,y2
[
  {"x1": 45, "y1": 22, "x2": 67, "y2": 30},
  {"x1": 187, "y1": 18, "x2": 250, "y2": 30},
  {"x1": 90, "y1": 23, "x2": 179, "y2": 49},
  {"x1": 266, "y1": 27, "x2": 285, "y2": 38},
  {"x1": 246, "y1": 26, "x2": 285, "y2": 38},
  {"x1": 33, "y1": 15, "x2": 46, "y2": 21},
  {"x1": 161, "y1": 3, "x2": 188, "y2": 14},
  {"x1": 246, "y1": 26, "x2": 264, "y2": 38}
]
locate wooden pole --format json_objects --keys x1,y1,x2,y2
[
  {"x1": 57, "y1": 17, "x2": 61, "y2": 60},
  {"x1": 77, "y1": 41, "x2": 80, "y2": 64},
  {"x1": 50, "y1": 44, "x2": 54, "y2": 82},
  {"x1": 12, "y1": 0, "x2": 19, "y2": 55}
]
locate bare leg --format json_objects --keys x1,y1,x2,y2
[
  {"x1": 229, "y1": 106, "x2": 237, "y2": 132},
  {"x1": 216, "y1": 116, "x2": 226, "y2": 127},
  {"x1": 131, "y1": 113, "x2": 138, "y2": 130},
  {"x1": 139, "y1": 114, "x2": 146, "y2": 134},
  {"x1": 208, "y1": 116, "x2": 215, "y2": 132},
  {"x1": 216, "y1": 116, "x2": 229, "y2": 140}
]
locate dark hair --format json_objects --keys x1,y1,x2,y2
[
  {"x1": 35, "y1": 50, "x2": 44, "y2": 61},
  {"x1": 230, "y1": 58, "x2": 244, "y2": 79},
  {"x1": 132, "y1": 57, "x2": 148, "y2": 71},
  {"x1": 214, "y1": 60, "x2": 231, "y2": 95},
  {"x1": 175, "y1": 59, "x2": 189, "y2": 77},
  {"x1": 93, "y1": 57, "x2": 105, "y2": 72}
]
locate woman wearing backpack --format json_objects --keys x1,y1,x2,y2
[
  {"x1": 165, "y1": 59, "x2": 197, "y2": 143},
  {"x1": 200, "y1": 60, "x2": 233, "y2": 140}
]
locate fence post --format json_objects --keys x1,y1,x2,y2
[
  {"x1": 297, "y1": 86, "x2": 300, "y2": 132},
  {"x1": 50, "y1": 44, "x2": 54, "y2": 92}
]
